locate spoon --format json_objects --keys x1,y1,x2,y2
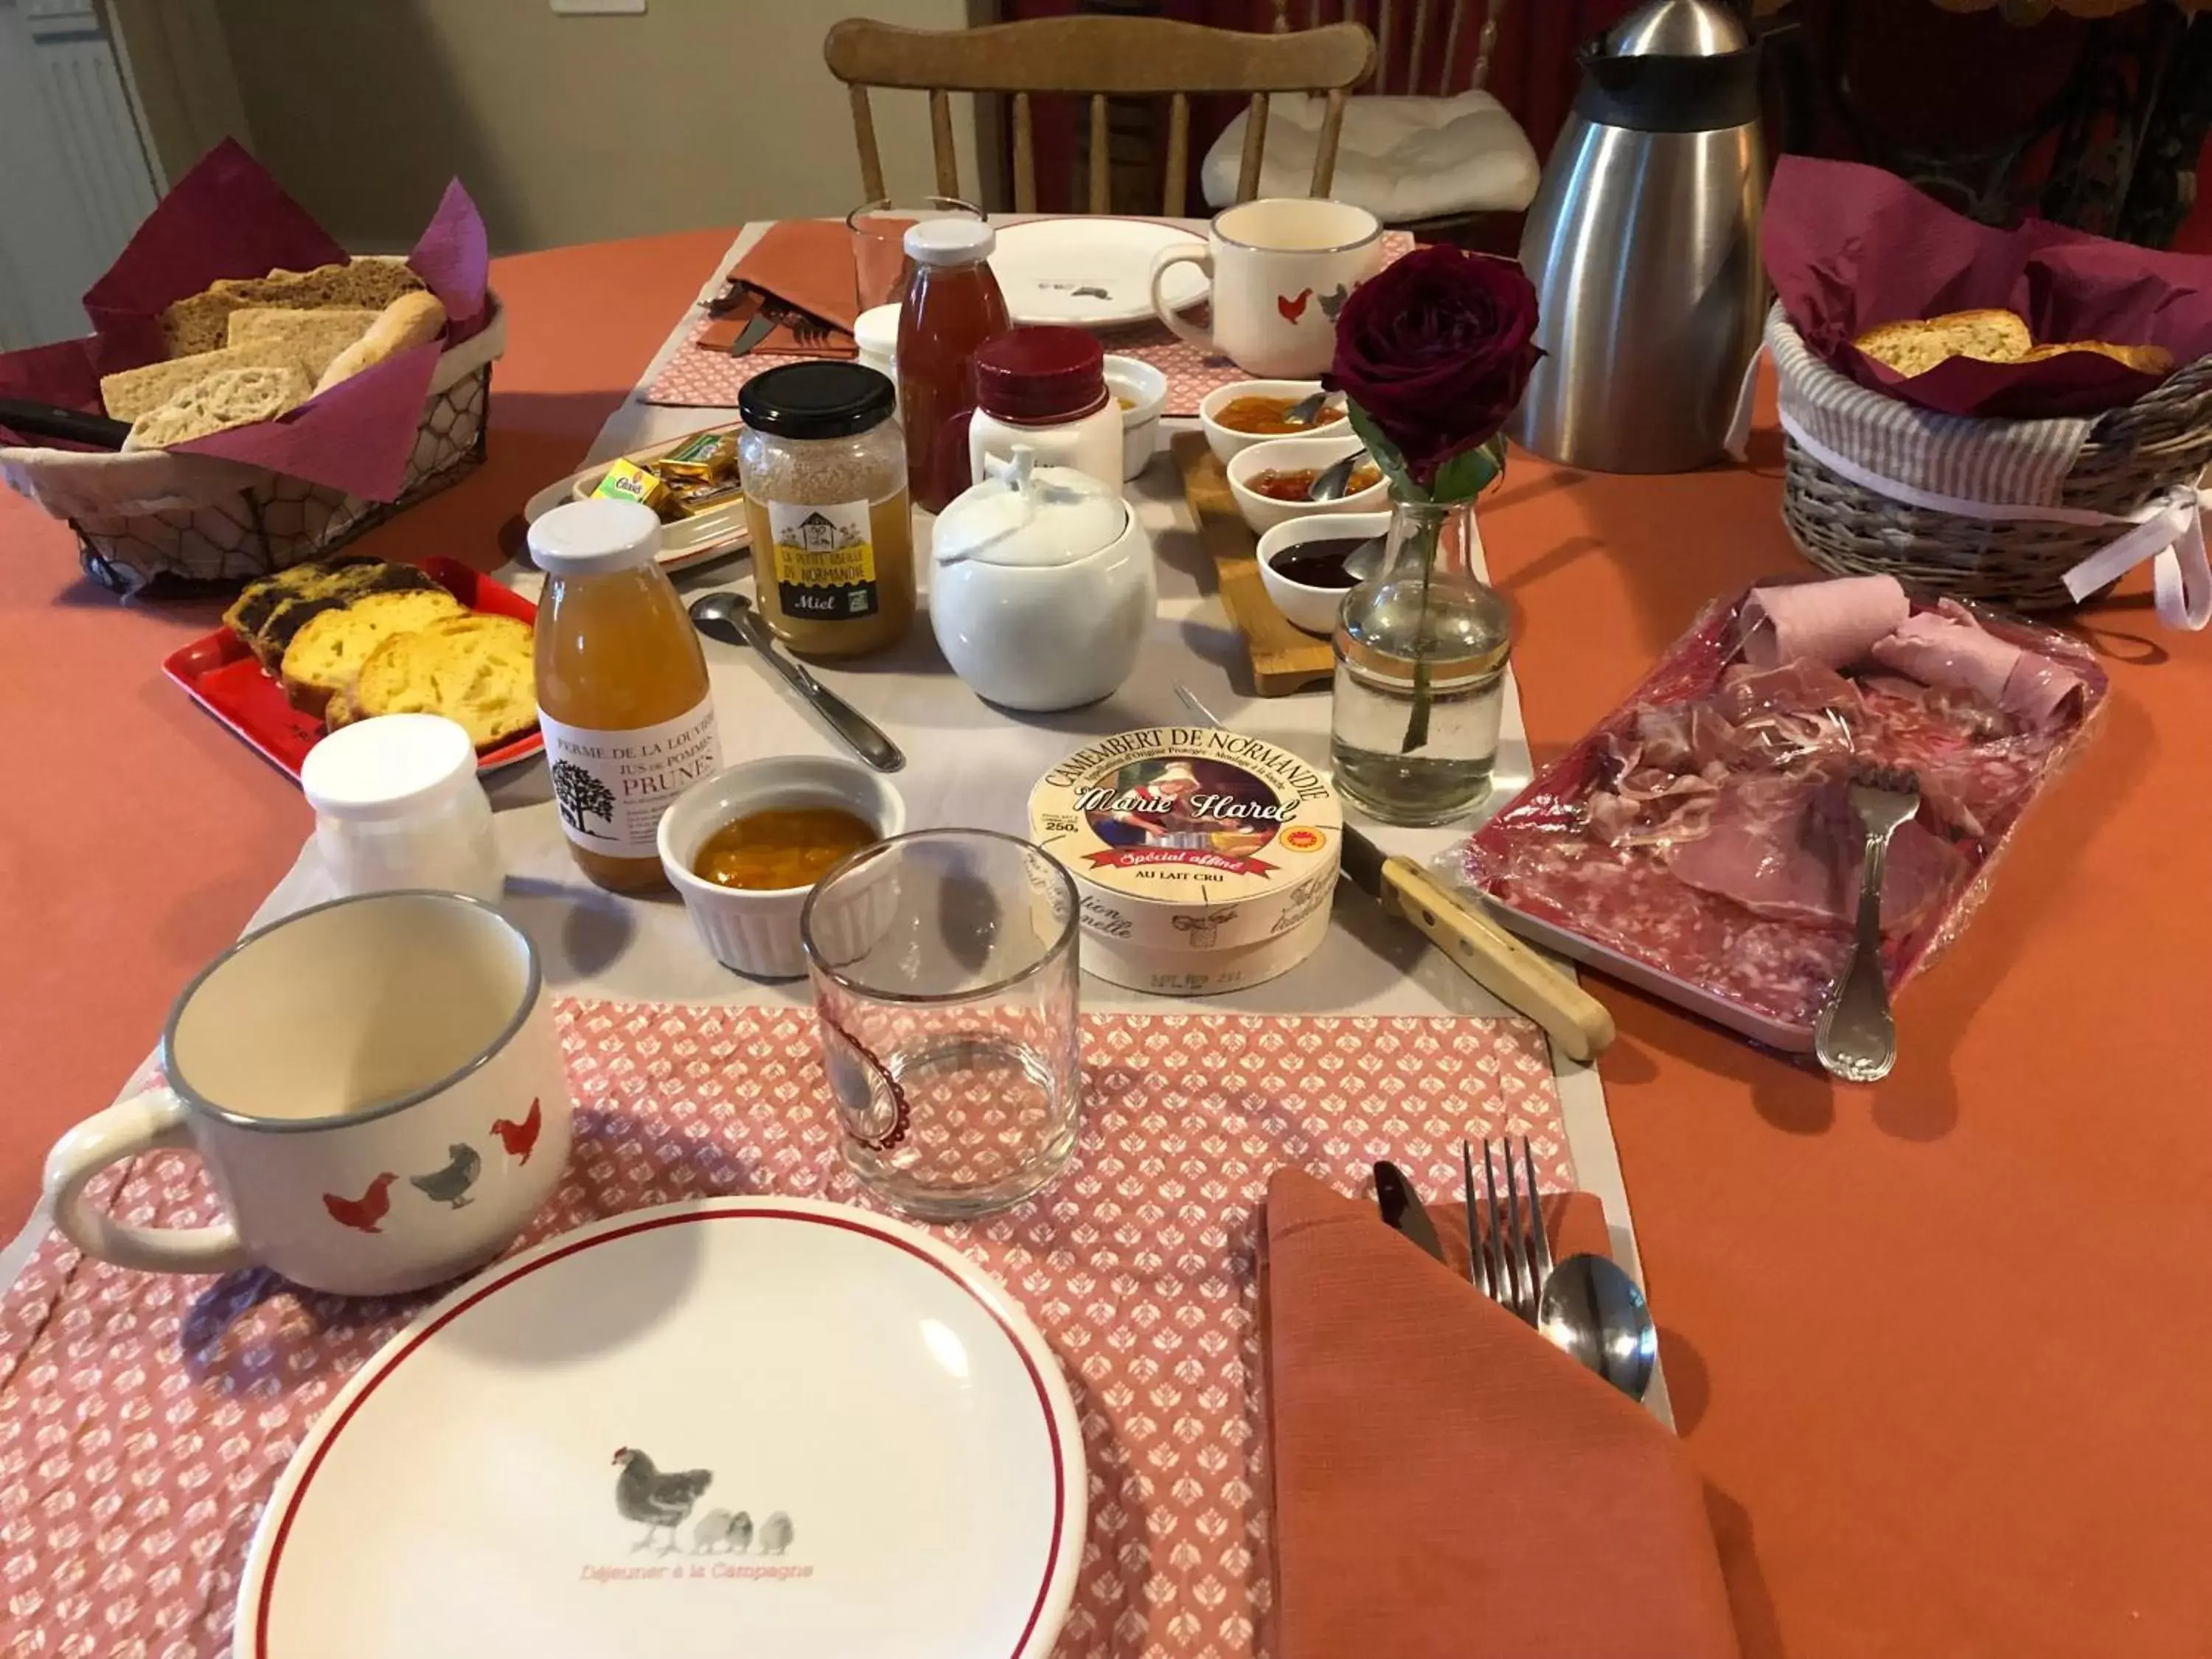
[
  {"x1": 1281, "y1": 388, "x2": 1338, "y2": 428},
  {"x1": 1536, "y1": 1253, "x2": 1659, "y2": 1401},
  {"x1": 686, "y1": 591, "x2": 905, "y2": 773},
  {"x1": 1341, "y1": 535, "x2": 1385, "y2": 582},
  {"x1": 1305, "y1": 451, "x2": 1364, "y2": 501}
]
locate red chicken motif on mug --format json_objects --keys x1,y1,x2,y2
[
  {"x1": 1277, "y1": 288, "x2": 1312, "y2": 323},
  {"x1": 492, "y1": 1097, "x2": 544, "y2": 1164},
  {"x1": 321, "y1": 1173, "x2": 397, "y2": 1235}
]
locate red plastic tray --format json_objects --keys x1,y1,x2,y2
[{"x1": 161, "y1": 556, "x2": 542, "y2": 783}]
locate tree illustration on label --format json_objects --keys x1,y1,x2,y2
[{"x1": 552, "y1": 759, "x2": 618, "y2": 835}]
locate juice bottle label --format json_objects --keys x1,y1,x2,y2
[
  {"x1": 540, "y1": 695, "x2": 721, "y2": 858},
  {"x1": 765, "y1": 498, "x2": 879, "y2": 622}
]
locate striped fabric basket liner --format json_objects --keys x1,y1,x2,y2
[{"x1": 1769, "y1": 305, "x2": 2212, "y2": 619}]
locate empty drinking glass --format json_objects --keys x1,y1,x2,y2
[
  {"x1": 846, "y1": 195, "x2": 984, "y2": 312},
  {"x1": 801, "y1": 830, "x2": 1081, "y2": 1219}
]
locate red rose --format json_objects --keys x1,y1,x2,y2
[{"x1": 1326, "y1": 247, "x2": 1542, "y2": 493}]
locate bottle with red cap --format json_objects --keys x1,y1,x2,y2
[
  {"x1": 897, "y1": 218, "x2": 1009, "y2": 512},
  {"x1": 965, "y1": 325, "x2": 1123, "y2": 491}
]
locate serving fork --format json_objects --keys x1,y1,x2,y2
[{"x1": 1815, "y1": 760, "x2": 1923, "y2": 1084}]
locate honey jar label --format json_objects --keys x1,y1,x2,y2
[
  {"x1": 541, "y1": 695, "x2": 722, "y2": 858},
  {"x1": 765, "y1": 498, "x2": 879, "y2": 622}
]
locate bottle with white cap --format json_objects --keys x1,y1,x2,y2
[
  {"x1": 529, "y1": 498, "x2": 722, "y2": 894},
  {"x1": 301, "y1": 714, "x2": 504, "y2": 902},
  {"x1": 897, "y1": 216, "x2": 1009, "y2": 512}
]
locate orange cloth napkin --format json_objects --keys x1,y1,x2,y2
[
  {"x1": 1262, "y1": 1167, "x2": 1740, "y2": 1659},
  {"x1": 723, "y1": 220, "x2": 860, "y2": 354}
]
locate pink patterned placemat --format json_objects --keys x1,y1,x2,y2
[
  {"x1": 641, "y1": 230, "x2": 1418, "y2": 417},
  {"x1": 0, "y1": 1000, "x2": 1568, "y2": 1659}
]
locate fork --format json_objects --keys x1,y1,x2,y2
[
  {"x1": 1461, "y1": 1136, "x2": 1551, "y2": 1322},
  {"x1": 1815, "y1": 760, "x2": 1922, "y2": 1084},
  {"x1": 759, "y1": 297, "x2": 832, "y2": 349}
]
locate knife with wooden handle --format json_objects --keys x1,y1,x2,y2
[{"x1": 1338, "y1": 824, "x2": 1615, "y2": 1063}]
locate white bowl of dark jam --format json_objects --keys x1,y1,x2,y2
[{"x1": 1256, "y1": 510, "x2": 1391, "y2": 635}]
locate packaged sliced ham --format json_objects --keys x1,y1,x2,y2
[{"x1": 1464, "y1": 575, "x2": 2107, "y2": 1051}]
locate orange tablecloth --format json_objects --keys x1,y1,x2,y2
[{"x1": 4, "y1": 229, "x2": 2210, "y2": 1656}]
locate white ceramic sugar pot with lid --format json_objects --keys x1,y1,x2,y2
[{"x1": 930, "y1": 445, "x2": 1157, "y2": 711}]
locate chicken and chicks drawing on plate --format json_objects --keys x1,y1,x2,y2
[{"x1": 613, "y1": 1447, "x2": 796, "y2": 1557}]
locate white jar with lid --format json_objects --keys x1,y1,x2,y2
[
  {"x1": 301, "y1": 714, "x2": 504, "y2": 902},
  {"x1": 965, "y1": 325, "x2": 1123, "y2": 491},
  {"x1": 931, "y1": 446, "x2": 1158, "y2": 711}
]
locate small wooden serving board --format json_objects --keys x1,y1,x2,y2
[{"x1": 1172, "y1": 431, "x2": 1335, "y2": 697}]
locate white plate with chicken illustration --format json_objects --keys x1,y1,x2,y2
[{"x1": 236, "y1": 1197, "x2": 1085, "y2": 1659}]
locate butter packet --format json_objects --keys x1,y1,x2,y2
[
  {"x1": 667, "y1": 476, "x2": 745, "y2": 518},
  {"x1": 591, "y1": 456, "x2": 671, "y2": 515},
  {"x1": 653, "y1": 431, "x2": 740, "y2": 484}
]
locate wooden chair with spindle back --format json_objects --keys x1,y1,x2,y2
[
  {"x1": 1201, "y1": 0, "x2": 1538, "y2": 234},
  {"x1": 823, "y1": 15, "x2": 1376, "y2": 217}
]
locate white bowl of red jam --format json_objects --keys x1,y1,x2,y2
[
  {"x1": 658, "y1": 756, "x2": 907, "y2": 978},
  {"x1": 1225, "y1": 432, "x2": 1387, "y2": 535}
]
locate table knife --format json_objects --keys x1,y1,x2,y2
[
  {"x1": 1172, "y1": 684, "x2": 1614, "y2": 1062},
  {"x1": 1373, "y1": 1161, "x2": 1444, "y2": 1262},
  {"x1": 1338, "y1": 827, "x2": 1614, "y2": 1063}
]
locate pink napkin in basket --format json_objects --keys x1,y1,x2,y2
[{"x1": 1764, "y1": 156, "x2": 2212, "y2": 417}]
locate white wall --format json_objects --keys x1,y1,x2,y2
[{"x1": 209, "y1": 0, "x2": 988, "y2": 254}]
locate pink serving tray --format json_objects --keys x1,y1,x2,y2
[
  {"x1": 1466, "y1": 583, "x2": 2109, "y2": 1052},
  {"x1": 161, "y1": 556, "x2": 541, "y2": 783}
]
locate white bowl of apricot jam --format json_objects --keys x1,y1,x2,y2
[
  {"x1": 1198, "y1": 379, "x2": 1348, "y2": 465},
  {"x1": 658, "y1": 756, "x2": 906, "y2": 979}
]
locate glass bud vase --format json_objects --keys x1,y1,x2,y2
[{"x1": 1329, "y1": 493, "x2": 1512, "y2": 826}]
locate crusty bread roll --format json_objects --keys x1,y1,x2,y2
[
  {"x1": 2020, "y1": 340, "x2": 2177, "y2": 377},
  {"x1": 1853, "y1": 309, "x2": 2032, "y2": 378},
  {"x1": 313, "y1": 291, "x2": 449, "y2": 394},
  {"x1": 353, "y1": 612, "x2": 538, "y2": 748},
  {"x1": 121, "y1": 364, "x2": 311, "y2": 451},
  {"x1": 225, "y1": 307, "x2": 380, "y2": 380}
]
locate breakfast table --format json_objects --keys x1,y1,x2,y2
[{"x1": 4, "y1": 219, "x2": 2212, "y2": 1658}]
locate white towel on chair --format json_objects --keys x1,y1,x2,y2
[{"x1": 1200, "y1": 91, "x2": 1539, "y2": 221}]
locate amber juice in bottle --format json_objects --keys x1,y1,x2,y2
[{"x1": 530, "y1": 499, "x2": 722, "y2": 893}]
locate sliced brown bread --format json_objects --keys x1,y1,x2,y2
[
  {"x1": 324, "y1": 686, "x2": 358, "y2": 729},
  {"x1": 235, "y1": 559, "x2": 446, "y2": 667},
  {"x1": 101, "y1": 344, "x2": 313, "y2": 422},
  {"x1": 280, "y1": 588, "x2": 466, "y2": 715},
  {"x1": 224, "y1": 307, "x2": 381, "y2": 380},
  {"x1": 1853, "y1": 308, "x2": 2031, "y2": 378},
  {"x1": 314, "y1": 291, "x2": 449, "y2": 393},
  {"x1": 160, "y1": 257, "x2": 425, "y2": 357},
  {"x1": 352, "y1": 613, "x2": 538, "y2": 748},
  {"x1": 2020, "y1": 339, "x2": 2177, "y2": 377},
  {"x1": 122, "y1": 364, "x2": 310, "y2": 451}
]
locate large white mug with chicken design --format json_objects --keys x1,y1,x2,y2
[
  {"x1": 1148, "y1": 198, "x2": 1383, "y2": 378},
  {"x1": 42, "y1": 891, "x2": 572, "y2": 1297}
]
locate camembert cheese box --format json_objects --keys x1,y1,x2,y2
[{"x1": 1029, "y1": 726, "x2": 1341, "y2": 993}]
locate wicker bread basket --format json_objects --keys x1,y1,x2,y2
[
  {"x1": 1781, "y1": 345, "x2": 2212, "y2": 612},
  {"x1": 0, "y1": 299, "x2": 506, "y2": 597}
]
